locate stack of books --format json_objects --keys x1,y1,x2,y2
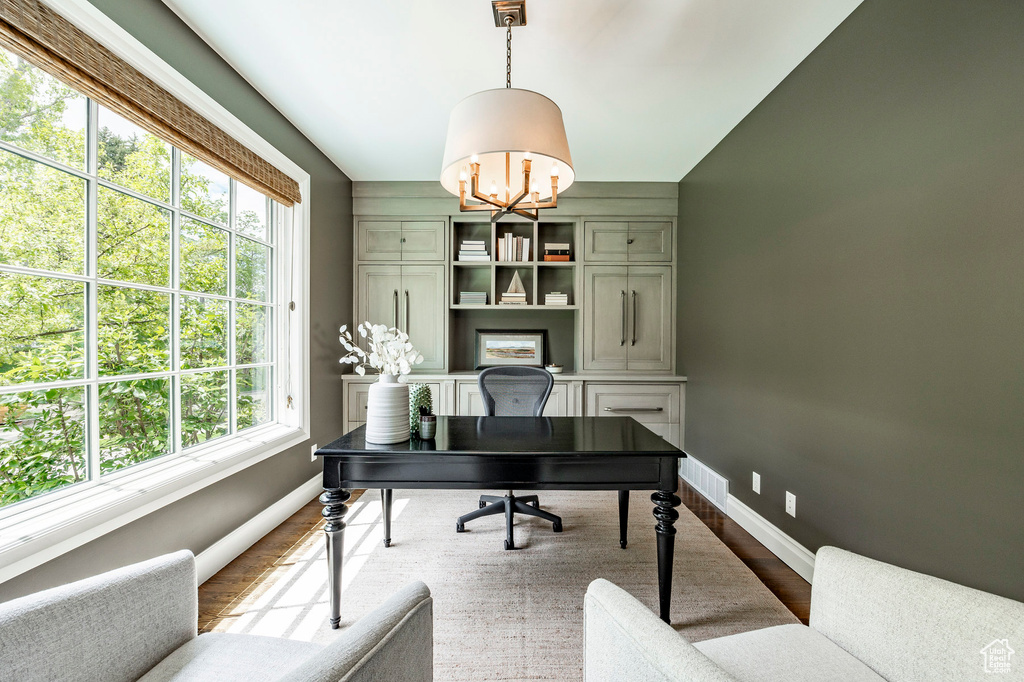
[
  {"x1": 500, "y1": 291, "x2": 528, "y2": 305},
  {"x1": 459, "y1": 291, "x2": 487, "y2": 305},
  {"x1": 544, "y1": 291, "x2": 569, "y2": 306},
  {"x1": 543, "y1": 243, "x2": 571, "y2": 262},
  {"x1": 496, "y1": 233, "x2": 530, "y2": 262},
  {"x1": 458, "y1": 240, "x2": 490, "y2": 261}
]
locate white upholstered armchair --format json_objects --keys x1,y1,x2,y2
[
  {"x1": 0, "y1": 550, "x2": 433, "y2": 682},
  {"x1": 585, "y1": 546, "x2": 1024, "y2": 682}
]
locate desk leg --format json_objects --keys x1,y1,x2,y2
[
  {"x1": 320, "y1": 487, "x2": 351, "y2": 629},
  {"x1": 381, "y1": 489, "x2": 393, "y2": 547},
  {"x1": 618, "y1": 490, "x2": 629, "y2": 549},
  {"x1": 652, "y1": 490, "x2": 681, "y2": 624}
]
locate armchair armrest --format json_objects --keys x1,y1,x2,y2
[
  {"x1": 281, "y1": 580, "x2": 433, "y2": 682},
  {"x1": 584, "y1": 579, "x2": 739, "y2": 682},
  {"x1": 0, "y1": 549, "x2": 197, "y2": 682}
]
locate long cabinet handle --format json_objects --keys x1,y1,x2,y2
[
  {"x1": 631, "y1": 290, "x2": 637, "y2": 346},
  {"x1": 393, "y1": 289, "x2": 399, "y2": 326},
  {"x1": 405, "y1": 290, "x2": 410, "y2": 333},
  {"x1": 619, "y1": 291, "x2": 627, "y2": 346},
  {"x1": 604, "y1": 407, "x2": 664, "y2": 413}
]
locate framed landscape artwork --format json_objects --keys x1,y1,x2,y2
[{"x1": 475, "y1": 330, "x2": 546, "y2": 368}]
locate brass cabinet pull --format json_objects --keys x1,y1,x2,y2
[
  {"x1": 405, "y1": 290, "x2": 410, "y2": 333},
  {"x1": 604, "y1": 406, "x2": 664, "y2": 413},
  {"x1": 393, "y1": 289, "x2": 399, "y2": 326},
  {"x1": 631, "y1": 290, "x2": 637, "y2": 346},
  {"x1": 620, "y1": 290, "x2": 626, "y2": 346}
]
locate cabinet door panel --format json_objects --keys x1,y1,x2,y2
[
  {"x1": 400, "y1": 221, "x2": 446, "y2": 261},
  {"x1": 358, "y1": 221, "x2": 403, "y2": 261},
  {"x1": 357, "y1": 265, "x2": 403, "y2": 330},
  {"x1": 402, "y1": 265, "x2": 446, "y2": 370},
  {"x1": 583, "y1": 221, "x2": 629, "y2": 262},
  {"x1": 583, "y1": 266, "x2": 629, "y2": 370},
  {"x1": 627, "y1": 266, "x2": 672, "y2": 371},
  {"x1": 627, "y1": 222, "x2": 673, "y2": 262}
]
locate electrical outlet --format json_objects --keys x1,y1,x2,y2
[
  {"x1": 310, "y1": 443, "x2": 319, "y2": 463},
  {"x1": 785, "y1": 491, "x2": 796, "y2": 517},
  {"x1": 752, "y1": 472, "x2": 761, "y2": 494}
]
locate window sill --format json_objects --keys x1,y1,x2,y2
[{"x1": 0, "y1": 423, "x2": 309, "y2": 584}]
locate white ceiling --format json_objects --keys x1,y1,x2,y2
[{"x1": 160, "y1": 0, "x2": 862, "y2": 183}]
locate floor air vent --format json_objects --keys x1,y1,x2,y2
[{"x1": 680, "y1": 454, "x2": 729, "y2": 512}]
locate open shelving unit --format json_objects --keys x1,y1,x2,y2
[{"x1": 450, "y1": 217, "x2": 580, "y2": 309}]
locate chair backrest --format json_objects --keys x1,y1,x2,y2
[
  {"x1": 478, "y1": 366, "x2": 553, "y2": 417},
  {"x1": 810, "y1": 546, "x2": 1024, "y2": 682}
]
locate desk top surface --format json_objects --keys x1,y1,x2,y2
[{"x1": 319, "y1": 416, "x2": 682, "y2": 458}]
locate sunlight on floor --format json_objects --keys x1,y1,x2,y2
[{"x1": 210, "y1": 493, "x2": 410, "y2": 640}]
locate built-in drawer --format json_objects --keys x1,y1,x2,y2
[
  {"x1": 347, "y1": 381, "x2": 441, "y2": 423},
  {"x1": 585, "y1": 384, "x2": 680, "y2": 424},
  {"x1": 457, "y1": 381, "x2": 569, "y2": 417}
]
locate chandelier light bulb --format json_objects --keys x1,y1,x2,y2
[
  {"x1": 490, "y1": 181, "x2": 498, "y2": 195},
  {"x1": 471, "y1": 154, "x2": 479, "y2": 164},
  {"x1": 524, "y1": 151, "x2": 532, "y2": 161},
  {"x1": 459, "y1": 169, "x2": 467, "y2": 182},
  {"x1": 531, "y1": 182, "x2": 538, "y2": 194},
  {"x1": 550, "y1": 163, "x2": 559, "y2": 178}
]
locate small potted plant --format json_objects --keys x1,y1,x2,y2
[{"x1": 340, "y1": 322, "x2": 424, "y2": 443}]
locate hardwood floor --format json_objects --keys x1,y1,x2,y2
[{"x1": 197, "y1": 482, "x2": 811, "y2": 632}]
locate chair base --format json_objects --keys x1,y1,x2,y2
[{"x1": 456, "y1": 492, "x2": 562, "y2": 550}]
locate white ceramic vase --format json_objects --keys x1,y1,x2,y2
[{"x1": 364, "y1": 374, "x2": 410, "y2": 444}]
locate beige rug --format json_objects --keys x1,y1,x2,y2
[{"x1": 210, "y1": 489, "x2": 797, "y2": 680}]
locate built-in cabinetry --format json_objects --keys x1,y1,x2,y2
[
  {"x1": 583, "y1": 220, "x2": 673, "y2": 262},
  {"x1": 342, "y1": 374, "x2": 684, "y2": 449},
  {"x1": 582, "y1": 266, "x2": 673, "y2": 372},
  {"x1": 356, "y1": 265, "x2": 446, "y2": 370},
  {"x1": 358, "y1": 220, "x2": 446, "y2": 261}
]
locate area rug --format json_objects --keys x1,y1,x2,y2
[{"x1": 208, "y1": 489, "x2": 797, "y2": 680}]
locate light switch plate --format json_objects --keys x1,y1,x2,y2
[
  {"x1": 752, "y1": 472, "x2": 761, "y2": 494},
  {"x1": 310, "y1": 443, "x2": 318, "y2": 463}
]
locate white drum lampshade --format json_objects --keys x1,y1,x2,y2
[{"x1": 440, "y1": 88, "x2": 574, "y2": 201}]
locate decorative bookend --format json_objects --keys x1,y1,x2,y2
[
  {"x1": 508, "y1": 271, "x2": 525, "y2": 294},
  {"x1": 408, "y1": 383, "x2": 432, "y2": 434},
  {"x1": 365, "y1": 375, "x2": 410, "y2": 444}
]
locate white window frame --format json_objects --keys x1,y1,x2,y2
[{"x1": 0, "y1": 0, "x2": 311, "y2": 584}]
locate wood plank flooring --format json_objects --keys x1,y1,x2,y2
[{"x1": 197, "y1": 481, "x2": 810, "y2": 632}]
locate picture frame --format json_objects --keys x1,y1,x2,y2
[{"x1": 474, "y1": 330, "x2": 546, "y2": 369}]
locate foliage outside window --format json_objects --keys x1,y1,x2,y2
[{"x1": 0, "y1": 49, "x2": 277, "y2": 508}]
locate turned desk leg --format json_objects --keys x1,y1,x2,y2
[
  {"x1": 618, "y1": 490, "x2": 629, "y2": 549},
  {"x1": 652, "y1": 489, "x2": 681, "y2": 623},
  {"x1": 321, "y1": 487, "x2": 351, "y2": 629},
  {"x1": 381, "y1": 488, "x2": 393, "y2": 547}
]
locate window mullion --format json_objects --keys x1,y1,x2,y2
[
  {"x1": 85, "y1": 98, "x2": 101, "y2": 483},
  {"x1": 171, "y1": 147, "x2": 183, "y2": 456},
  {"x1": 228, "y1": 180, "x2": 238, "y2": 435}
]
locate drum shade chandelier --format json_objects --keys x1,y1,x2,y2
[{"x1": 440, "y1": 1, "x2": 574, "y2": 222}]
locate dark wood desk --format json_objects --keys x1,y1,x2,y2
[{"x1": 316, "y1": 416, "x2": 683, "y2": 628}]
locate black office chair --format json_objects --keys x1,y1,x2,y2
[{"x1": 455, "y1": 366, "x2": 562, "y2": 550}]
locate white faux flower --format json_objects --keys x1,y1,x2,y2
[{"x1": 338, "y1": 320, "x2": 426, "y2": 377}]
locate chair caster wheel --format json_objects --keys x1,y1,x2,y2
[
  {"x1": 504, "y1": 540, "x2": 514, "y2": 550},
  {"x1": 479, "y1": 500, "x2": 487, "y2": 509},
  {"x1": 530, "y1": 500, "x2": 539, "y2": 508},
  {"x1": 553, "y1": 522, "x2": 563, "y2": 533},
  {"x1": 456, "y1": 522, "x2": 465, "y2": 533},
  {"x1": 620, "y1": 540, "x2": 627, "y2": 549},
  {"x1": 384, "y1": 539, "x2": 391, "y2": 548}
]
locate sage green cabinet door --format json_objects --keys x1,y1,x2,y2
[
  {"x1": 583, "y1": 266, "x2": 629, "y2": 370},
  {"x1": 357, "y1": 265, "x2": 403, "y2": 328},
  {"x1": 401, "y1": 265, "x2": 446, "y2": 370},
  {"x1": 583, "y1": 221, "x2": 629, "y2": 262},
  {"x1": 400, "y1": 221, "x2": 446, "y2": 261},
  {"x1": 358, "y1": 221, "x2": 403, "y2": 261},
  {"x1": 627, "y1": 222, "x2": 673, "y2": 262},
  {"x1": 626, "y1": 266, "x2": 673, "y2": 371}
]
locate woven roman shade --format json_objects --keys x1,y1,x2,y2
[{"x1": 0, "y1": 0, "x2": 301, "y2": 206}]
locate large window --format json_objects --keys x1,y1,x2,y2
[{"x1": 0, "y1": 49, "x2": 277, "y2": 508}]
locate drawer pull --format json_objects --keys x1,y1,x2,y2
[{"x1": 604, "y1": 406, "x2": 664, "y2": 413}]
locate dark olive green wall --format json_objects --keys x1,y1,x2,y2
[
  {"x1": 0, "y1": 0, "x2": 352, "y2": 600},
  {"x1": 679, "y1": 0, "x2": 1024, "y2": 600}
]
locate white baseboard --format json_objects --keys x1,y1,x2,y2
[
  {"x1": 195, "y1": 475, "x2": 322, "y2": 584},
  {"x1": 727, "y1": 494, "x2": 816, "y2": 583}
]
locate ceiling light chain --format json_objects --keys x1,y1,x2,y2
[{"x1": 506, "y1": 15, "x2": 513, "y2": 89}]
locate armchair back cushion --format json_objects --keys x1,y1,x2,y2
[
  {"x1": 0, "y1": 549, "x2": 197, "y2": 682},
  {"x1": 810, "y1": 546, "x2": 1024, "y2": 682}
]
